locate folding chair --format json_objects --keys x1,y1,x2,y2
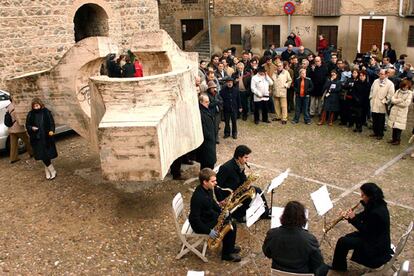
[
  {"x1": 363, "y1": 221, "x2": 413, "y2": 276},
  {"x1": 271, "y1": 268, "x2": 314, "y2": 276},
  {"x1": 393, "y1": 260, "x2": 410, "y2": 276},
  {"x1": 172, "y1": 193, "x2": 209, "y2": 262}
]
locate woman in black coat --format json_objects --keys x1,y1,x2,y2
[
  {"x1": 318, "y1": 70, "x2": 342, "y2": 126},
  {"x1": 331, "y1": 183, "x2": 393, "y2": 272},
  {"x1": 26, "y1": 98, "x2": 58, "y2": 180},
  {"x1": 351, "y1": 71, "x2": 371, "y2": 132}
]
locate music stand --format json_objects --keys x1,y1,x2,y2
[
  {"x1": 310, "y1": 185, "x2": 333, "y2": 246},
  {"x1": 266, "y1": 169, "x2": 290, "y2": 216}
]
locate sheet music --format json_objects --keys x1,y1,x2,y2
[
  {"x1": 267, "y1": 169, "x2": 290, "y2": 193},
  {"x1": 187, "y1": 271, "x2": 204, "y2": 276},
  {"x1": 246, "y1": 195, "x2": 265, "y2": 227},
  {"x1": 271, "y1": 207, "x2": 309, "y2": 230},
  {"x1": 310, "y1": 185, "x2": 333, "y2": 216}
]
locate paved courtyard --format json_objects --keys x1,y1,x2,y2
[{"x1": 0, "y1": 118, "x2": 413, "y2": 275}]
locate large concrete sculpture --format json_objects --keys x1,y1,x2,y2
[{"x1": 6, "y1": 30, "x2": 203, "y2": 182}]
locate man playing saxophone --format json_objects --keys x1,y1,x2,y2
[
  {"x1": 189, "y1": 168, "x2": 242, "y2": 262},
  {"x1": 330, "y1": 183, "x2": 393, "y2": 273},
  {"x1": 216, "y1": 145, "x2": 270, "y2": 223}
]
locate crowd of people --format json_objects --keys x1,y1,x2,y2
[
  {"x1": 102, "y1": 50, "x2": 144, "y2": 78},
  {"x1": 195, "y1": 39, "x2": 414, "y2": 148}
]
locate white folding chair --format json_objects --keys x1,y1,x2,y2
[
  {"x1": 271, "y1": 268, "x2": 314, "y2": 276},
  {"x1": 172, "y1": 193, "x2": 209, "y2": 262},
  {"x1": 363, "y1": 221, "x2": 413, "y2": 275},
  {"x1": 393, "y1": 260, "x2": 410, "y2": 276}
]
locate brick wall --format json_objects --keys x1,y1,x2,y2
[{"x1": 0, "y1": 0, "x2": 159, "y2": 89}]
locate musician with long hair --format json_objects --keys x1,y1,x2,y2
[
  {"x1": 330, "y1": 183, "x2": 393, "y2": 272},
  {"x1": 263, "y1": 201, "x2": 327, "y2": 275},
  {"x1": 189, "y1": 168, "x2": 241, "y2": 262},
  {"x1": 216, "y1": 145, "x2": 270, "y2": 223}
]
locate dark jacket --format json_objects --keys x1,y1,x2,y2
[
  {"x1": 189, "y1": 185, "x2": 221, "y2": 234},
  {"x1": 341, "y1": 77, "x2": 358, "y2": 101},
  {"x1": 26, "y1": 108, "x2": 58, "y2": 161},
  {"x1": 232, "y1": 71, "x2": 252, "y2": 93},
  {"x1": 382, "y1": 49, "x2": 397, "y2": 64},
  {"x1": 294, "y1": 77, "x2": 314, "y2": 97},
  {"x1": 220, "y1": 86, "x2": 241, "y2": 114},
  {"x1": 215, "y1": 70, "x2": 228, "y2": 86},
  {"x1": 309, "y1": 65, "x2": 328, "y2": 96},
  {"x1": 351, "y1": 79, "x2": 371, "y2": 108},
  {"x1": 263, "y1": 226, "x2": 324, "y2": 273},
  {"x1": 281, "y1": 50, "x2": 295, "y2": 62},
  {"x1": 122, "y1": 63, "x2": 135, "y2": 78},
  {"x1": 216, "y1": 158, "x2": 246, "y2": 195},
  {"x1": 348, "y1": 201, "x2": 393, "y2": 268},
  {"x1": 322, "y1": 79, "x2": 342, "y2": 112},
  {"x1": 207, "y1": 91, "x2": 223, "y2": 115},
  {"x1": 108, "y1": 60, "x2": 121, "y2": 78},
  {"x1": 195, "y1": 104, "x2": 217, "y2": 167}
]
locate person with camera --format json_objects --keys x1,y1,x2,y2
[
  {"x1": 318, "y1": 70, "x2": 342, "y2": 126},
  {"x1": 189, "y1": 168, "x2": 241, "y2": 262}
]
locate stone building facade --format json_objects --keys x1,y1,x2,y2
[
  {"x1": 211, "y1": 0, "x2": 414, "y2": 62},
  {"x1": 158, "y1": 0, "x2": 208, "y2": 49},
  {"x1": 0, "y1": 0, "x2": 159, "y2": 89}
]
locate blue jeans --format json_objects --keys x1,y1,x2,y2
[{"x1": 293, "y1": 96, "x2": 310, "y2": 123}]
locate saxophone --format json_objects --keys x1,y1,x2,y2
[{"x1": 208, "y1": 173, "x2": 259, "y2": 249}]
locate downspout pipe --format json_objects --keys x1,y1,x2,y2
[{"x1": 399, "y1": 0, "x2": 405, "y2": 17}]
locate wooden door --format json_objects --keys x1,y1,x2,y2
[
  {"x1": 262, "y1": 25, "x2": 280, "y2": 49},
  {"x1": 181, "y1": 19, "x2": 204, "y2": 49},
  {"x1": 360, "y1": 19, "x2": 384, "y2": 53},
  {"x1": 316, "y1": 26, "x2": 338, "y2": 49}
]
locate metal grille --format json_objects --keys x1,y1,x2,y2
[
  {"x1": 314, "y1": 0, "x2": 341, "y2": 17},
  {"x1": 181, "y1": 0, "x2": 198, "y2": 3}
]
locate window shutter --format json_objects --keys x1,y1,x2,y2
[{"x1": 314, "y1": 0, "x2": 341, "y2": 17}]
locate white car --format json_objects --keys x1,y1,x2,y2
[{"x1": 0, "y1": 90, "x2": 72, "y2": 153}]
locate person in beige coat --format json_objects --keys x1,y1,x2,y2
[
  {"x1": 387, "y1": 80, "x2": 413, "y2": 145},
  {"x1": 369, "y1": 69, "x2": 395, "y2": 140},
  {"x1": 6, "y1": 98, "x2": 33, "y2": 163},
  {"x1": 271, "y1": 62, "x2": 292, "y2": 124}
]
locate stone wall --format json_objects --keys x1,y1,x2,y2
[
  {"x1": 210, "y1": 0, "x2": 414, "y2": 63},
  {"x1": 0, "y1": 0, "x2": 159, "y2": 89},
  {"x1": 158, "y1": 0, "x2": 207, "y2": 47}
]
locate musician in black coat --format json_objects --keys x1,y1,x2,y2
[
  {"x1": 331, "y1": 183, "x2": 393, "y2": 272},
  {"x1": 220, "y1": 77, "x2": 242, "y2": 139},
  {"x1": 195, "y1": 94, "x2": 217, "y2": 170},
  {"x1": 189, "y1": 168, "x2": 241, "y2": 262},
  {"x1": 263, "y1": 201, "x2": 327, "y2": 276},
  {"x1": 216, "y1": 145, "x2": 270, "y2": 222}
]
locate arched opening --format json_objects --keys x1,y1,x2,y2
[{"x1": 73, "y1": 4, "x2": 109, "y2": 42}]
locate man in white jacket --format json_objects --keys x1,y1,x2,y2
[
  {"x1": 251, "y1": 66, "x2": 273, "y2": 124},
  {"x1": 369, "y1": 69, "x2": 395, "y2": 140}
]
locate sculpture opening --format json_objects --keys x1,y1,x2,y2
[{"x1": 74, "y1": 4, "x2": 109, "y2": 42}]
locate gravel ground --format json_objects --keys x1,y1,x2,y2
[{"x1": 0, "y1": 117, "x2": 413, "y2": 275}]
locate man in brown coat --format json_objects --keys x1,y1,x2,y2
[{"x1": 6, "y1": 98, "x2": 33, "y2": 163}]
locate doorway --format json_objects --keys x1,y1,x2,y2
[
  {"x1": 74, "y1": 4, "x2": 109, "y2": 42},
  {"x1": 316, "y1": 26, "x2": 338, "y2": 49},
  {"x1": 359, "y1": 19, "x2": 385, "y2": 53},
  {"x1": 181, "y1": 19, "x2": 204, "y2": 49}
]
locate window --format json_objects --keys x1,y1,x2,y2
[
  {"x1": 230, "y1": 24, "x2": 242, "y2": 45},
  {"x1": 314, "y1": 0, "x2": 341, "y2": 16},
  {"x1": 181, "y1": 0, "x2": 198, "y2": 3},
  {"x1": 408, "y1": 26, "x2": 414, "y2": 47},
  {"x1": 262, "y1": 25, "x2": 280, "y2": 49}
]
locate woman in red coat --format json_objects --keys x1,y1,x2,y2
[{"x1": 317, "y1": 34, "x2": 328, "y2": 59}]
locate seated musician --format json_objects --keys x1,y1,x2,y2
[
  {"x1": 331, "y1": 182, "x2": 393, "y2": 272},
  {"x1": 216, "y1": 145, "x2": 270, "y2": 223},
  {"x1": 189, "y1": 168, "x2": 241, "y2": 262},
  {"x1": 262, "y1": 201, "x2": 328, "y2": 276}
]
